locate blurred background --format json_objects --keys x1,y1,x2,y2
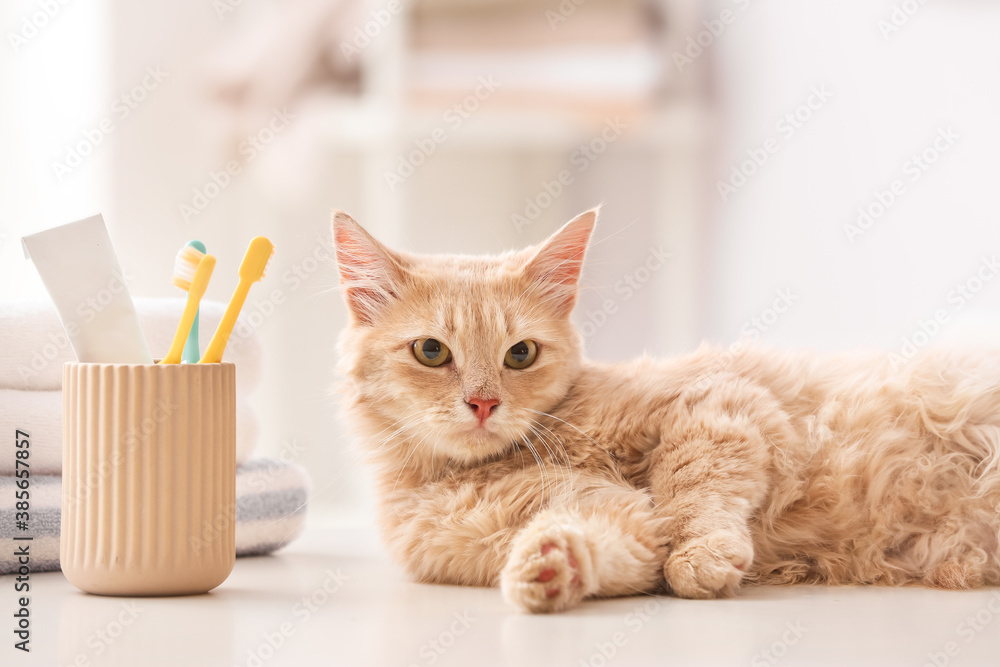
[{"x1": 2, "y1": 0, "x2": 1000, "y2": 523}]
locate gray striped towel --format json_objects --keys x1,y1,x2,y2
[{"x1": 0, "y1": 458, "x2": 309, "y2": 574}]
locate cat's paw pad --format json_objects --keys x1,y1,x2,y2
[
  {"x1": 501, "y1": 518, "x2": 593, "y2": 613},
  {"x1": 664, "y1": 529, "x2": 753, "y2": 599}
]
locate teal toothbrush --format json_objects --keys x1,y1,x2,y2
[{"x1": 181, "y1": 240, "x2": 207, "y2": 363}]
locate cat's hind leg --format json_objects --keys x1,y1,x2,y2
[
  {"x1": 501, "y1": 483, "x2": 666, "y2": 613},
  {"x1": 648, "y1": 375, "x2": 787, "y2": 599}
]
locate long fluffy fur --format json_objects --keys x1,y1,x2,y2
[{"x1": 332, "y1": 209, "x2": 1000, "y2": 613}]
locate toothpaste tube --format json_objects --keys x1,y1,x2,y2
[{"x1": 22, "y1": 214, "x2": 154, "y2": 364}]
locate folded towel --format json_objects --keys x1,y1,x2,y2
[
  {"x1": 0, "y1": 389, "x2": 260, "y2": 474},
  {"x1": 0, "y1": 298, "x2": 263, "y2": 392},
  {"x1": 0, "y1": 458, "x2": 309, "y2": 574}
]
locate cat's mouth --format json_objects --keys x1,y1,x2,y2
[
  {"x1": 468, "y1": 420, "x2": 495, "y2": 433},
  {"x1": 465, "y1": 421, "x2": 499, "y2": 438},
  {"x1": 443, "y1": 418, "x2": 525, "y2": 462}
]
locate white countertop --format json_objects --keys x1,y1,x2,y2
[{"x1": 6, "y1": 524, "x2": 1000, "y2": 667}]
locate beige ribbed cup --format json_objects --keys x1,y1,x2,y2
[{"x1": 61, "y1": 362, "x2": 236, "y2": 596}]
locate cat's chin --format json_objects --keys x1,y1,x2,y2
[{"x1": 438, "y1": 427, "x2": 516, "y2": 464}]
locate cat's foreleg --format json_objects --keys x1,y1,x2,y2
[
  {"x1": 384, "y1": 470, "x2": 665, "y2": 613},
  {"x1": 500, "y1": 481, "x2": 667, "y2": 613},
  {"x1": 380, "y1": 474, "x2": 537, "y2": 590},
  {"x1": 649, "y1": 379, "x2": 782, "y2": 598}
]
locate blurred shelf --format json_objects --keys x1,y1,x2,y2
[{"x1": 319, "y1": 95, "x2": 712, "y2": 153}]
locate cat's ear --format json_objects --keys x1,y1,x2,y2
[
  {"x1": 332, "y1": 211, "x2": 405, "y2": 325},
  {"x1": 524, "y1": 208, "x2": 597, "y2": 315}
]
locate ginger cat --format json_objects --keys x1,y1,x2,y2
[{"x1": 332, "y1": 208, "x2": 1000, "y2": 613}]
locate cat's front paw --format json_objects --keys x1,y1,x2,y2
[
  {"x1": 500, "y1": 514, "x2": 595, "y2": 613},
  {"x1": 664, "y1": 529, "x2": 753, "y2": 599}
]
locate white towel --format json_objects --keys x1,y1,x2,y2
[
  {"x1": 0, "y1": 298, "x2": 264, "y2": 392},
  {"x1": 0, "y1": 388, "x2": 260, "y2": 474},
  {"x1": 0, "y1": 458, "x2": 310, "y2": 574}
]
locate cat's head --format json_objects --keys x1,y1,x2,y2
[{"x1": 333, "y1": 209, "x2": 596, "y2": 466}]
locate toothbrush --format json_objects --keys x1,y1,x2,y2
[
  {"x1": 181, "y1": 240, "x2": 207, "y2": 363},
  {"x1": 160, "y1": 250, "x2": 216, "y2": 365},
  {"x1": 201, "y1": 236, "x2": 274, "y2": 364}
]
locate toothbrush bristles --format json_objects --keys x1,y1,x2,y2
[
  {"x1": 173, "y1": 245, "x2": 205, "y2": 291},
  {"x1": 259, "y1": 247, "x2": 276, "y2": 280}
]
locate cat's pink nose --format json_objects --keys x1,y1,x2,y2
[{"x1": 467, "y1": 397, "x2": 500, "y2": 423}]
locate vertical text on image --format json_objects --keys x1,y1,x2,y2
[{"x1": 13, "y1": 429, "x2": 32, "y2": 652}]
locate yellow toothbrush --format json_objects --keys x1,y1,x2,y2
[
  {"x1": 201, "y1": 236, "x2": 274, "y2": 364},
  {"x1": 160, "y1": 252, "x2": 216, "y2": 364}
]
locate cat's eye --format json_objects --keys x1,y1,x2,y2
[
  {"x1": 413, "y1": 338, "x2": 452, "y2": 367},
  {"x1": 505, "y1": 340, "x2": 538, "y2": 369}
]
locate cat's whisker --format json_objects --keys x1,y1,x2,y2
[
  {"x1": 519, "y1": 437, "x2": 549, "y2": 506},
  {"x1": 363, "y1": 402, "x2": 438, "y2": 442},
  {"x1": 583, "y1": 217, "x2": 640, "y2": 257},
  {"x1": 364, "y1": 410, "x2": 436, "y2": 459},
  {"x1": 530, "y1": 419, "x2": 574, "y2": 473},
  {"x1": 389, "y1": 428, "x2": 437, "y2": 504},
  {"x1": 526, "y1": 421, "x2": 570, "y2": 473},
  {"x1": 525, "y1": 424, "x2": 561, "y2": 476},
  {"x1": 364, "y1": 412, "x2": 429, "y2": 453},
  {"x1": 514, "y1": 439, "x2": 526, "y2": 472},
  {"x1": 304, "y1": 282, "x2": 347, "y2": 300},
  {"x1": 522, "y1": 407, "x2": 605, "y2": 451},
  {"x1": 429, "y1": 437, "x2": 443, "y2": 478},
  {"x1": 526, "y1": 424, "x2": 574, "y2": 495}
]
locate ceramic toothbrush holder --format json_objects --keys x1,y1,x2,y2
[{"x1": 61, "y1": 361, "x2": 236, "y2": 596}]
